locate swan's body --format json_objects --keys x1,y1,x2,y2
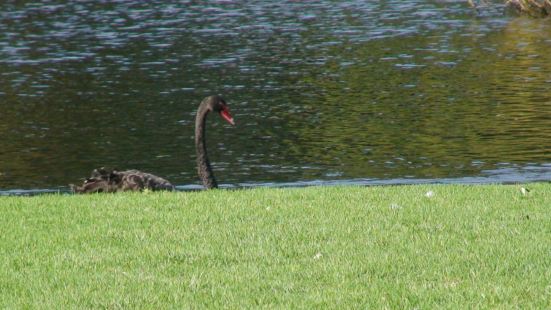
[
  {"x1": 70, "y1": 95, "x2": 234, "y2": 193},
  {"x1": 70, "y1": 168, "x2": 175, "y2": 193}
]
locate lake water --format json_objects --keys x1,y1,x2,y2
[{"x1": 1, "y1": 1, "x2": 550, "y2": 193}]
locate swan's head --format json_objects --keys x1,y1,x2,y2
[{"x1": 206, "y1": 95, "x2": 235, "y2": 125}]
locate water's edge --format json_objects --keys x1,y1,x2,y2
[{"x1": 2, "y1": 166, "x2": 549, "y2": 196}]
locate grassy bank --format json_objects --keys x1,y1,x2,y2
[{"x1": 1, "y1": 183, "x2": 550, "y2": 308}]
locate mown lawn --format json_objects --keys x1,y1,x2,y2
[{"x1": 0, "y1": 183, "x2": 550, "y2": 308}]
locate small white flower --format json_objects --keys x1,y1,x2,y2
[
  {"x1": 313, "y1": 252, "x2": 322, "y2": 260},
  {"x1": 520, "y1": 187, "x2": 530, "y2": 196},
  {"x1": 390, "y1": 203, "x2": 401, "y2": 210},
  {"x1": 425, "y1": 191, "x2": 435, "y2": 198}
]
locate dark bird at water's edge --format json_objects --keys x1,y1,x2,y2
[{"x1": 70, "y1": 95, "x2": 235, "y2": 193}]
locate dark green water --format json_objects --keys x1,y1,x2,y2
[{"x1": 0, "y1": 1, "x2": 550, "y2": 192}]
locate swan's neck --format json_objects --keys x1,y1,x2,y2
[{"x1": 195, "y1": 104, "x2": 218, "y2": 189}]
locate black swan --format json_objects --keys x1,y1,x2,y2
[{"x1": 70, "y1": 95, "x2": 234, "y2": 193}]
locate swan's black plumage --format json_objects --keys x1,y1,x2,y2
[{"x1": 70, "y1": 95, "x2": 234, "y2": 193}]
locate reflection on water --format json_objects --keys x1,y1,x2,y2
[{"x1": 0, "y1": 1, "x2": 549, "y2": 192}]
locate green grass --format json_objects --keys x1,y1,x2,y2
[{"x1": 0, "y1": 183, "x2": 550, "y2": 308}]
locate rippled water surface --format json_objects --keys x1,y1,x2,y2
[{"x1": 0, "y1": 1, "x2": 550, "y2": 191}]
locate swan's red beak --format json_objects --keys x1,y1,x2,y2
[{"x1": 220, "y1": 107, "x2": 235, "y2": 125}]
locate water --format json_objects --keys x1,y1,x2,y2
[{"x1": 0, "y1": 1, "x2": 550, "y2": 193}]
